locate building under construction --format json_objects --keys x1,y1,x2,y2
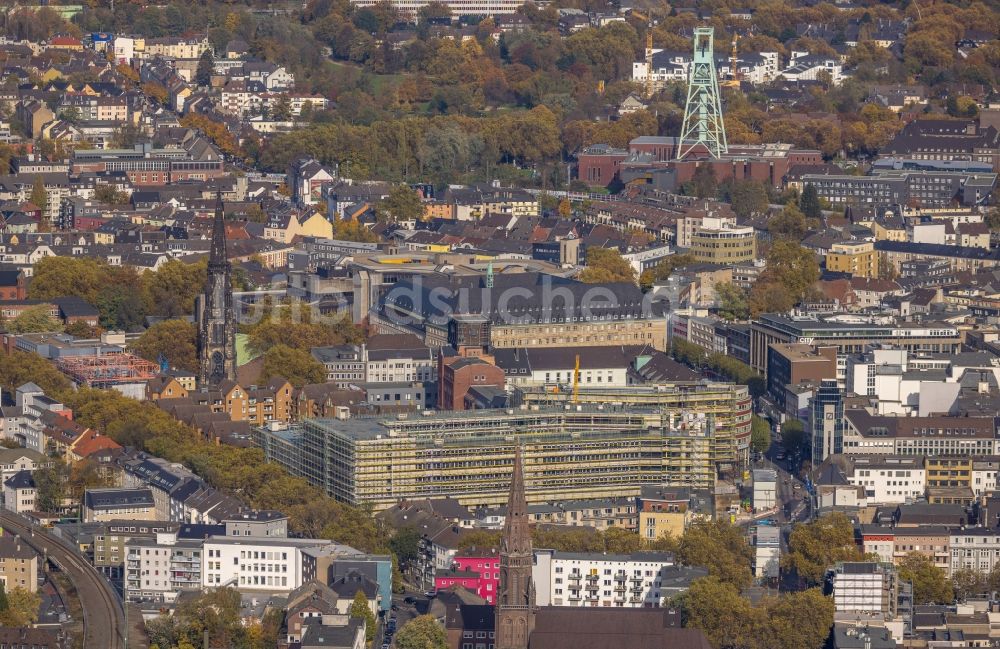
[
  {"x1": 253, "y1": 381, "x2": 751, "y2": 509},
  {"x1": 57, "y1": 352, "x2": 159, "y2": 400}
]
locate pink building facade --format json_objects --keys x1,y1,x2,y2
[{"x1": 434, "y1": 552, "x2": 500, "y2": 604}]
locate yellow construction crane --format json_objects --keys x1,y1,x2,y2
[{"x1": 723, "y1": 34, "x2": 740, "y2": 88}]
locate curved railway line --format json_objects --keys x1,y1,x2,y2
[{"x1": 0, "y1": 510, "x2": 125, "y2": 649}]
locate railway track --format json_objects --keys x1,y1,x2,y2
[{"x1": 0, "y1": 511, "x2": 125, "y2": 649}]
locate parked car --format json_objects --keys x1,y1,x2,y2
[{"x1": 403, "y1": 596, "x2": 417, "y2": 605}]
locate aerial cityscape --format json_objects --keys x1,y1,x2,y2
[{"x1": 0, "y1": 0, "x2": 995, "y2": 647}]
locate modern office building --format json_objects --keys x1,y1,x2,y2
[
  {"x1": 255, "y1": 387, "x2": 750, "y2": 510},
  {"x1": 750, "y1": 314, "x2": 961, "y2": 374},
  {"x1": 801, "y1": 169, "x2": 997, "y2": 208},
  {"x1": 689, "y1": 216, "x2": 756, "y2": 264},
  {"x1": 811, "y1": 379, "x2": 845, "y2": 467}
]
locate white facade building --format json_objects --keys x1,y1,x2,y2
[
  {"x1": 202, "y1": 537, "x2": 324, "y2": 592},
  {"x1": 780, "y1": 52, "x2": 844, "y2": 85},
  {"x1": 950, "y1": 529, "x2": 1000, "y2": 576},
  {"x1": 125, "y1": 531, "x2": 203, "y2": 602},
  {"x1": 533, "y1": 549, "x2": 678, "y2": 608},
  {"x1": 973, "y1": 458, "x2": 1000, "y2": 497},
  {"x1": 752, "y1": 469, "x2": 777, "y2": 512},
  {"x1": 632, "y1": 50, "x2": 780, "y2": 88},
  {"x1": 846, "y1": 456, "x2": 925, "y2": 506},
  {"x1": 754, "y1": 525, "x2": 780, "y2": 579}
]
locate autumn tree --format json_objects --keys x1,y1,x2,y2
[
  {"x1": 141, "y1": 258, "x2": 207, "y2": 318},
  {"x1": 638, "y1": 253, "x2": 696, "y2": 291},
  {"x1": 196, "y1": 49, "x2": 214, "y2": 87},
  {"x1": 271, "y1": 95, "x2": 293, "y2": 121},
  {"x1": 261, "y1": 344, "x2": 326, "y2": 387},
  {"x1": 715, "y1": 282, "x2": 749, "y2": 321},
  {"x1": 349, "y1": 590, "x2": 377, "y2": 643},
  {"x1": 675, "y1": 520, "x2": 754, "y2": 589},
  {"x1": 377, "y1": 185, "x2": 424, "y2": 222},
  {"x1": 899, "y1": 553, "x2": 953, "y2": 605},
  {"x1": 34, "y1": 458, "x2": 68, "y2": 513},
  {"x1": 389, "y1": 526, "x2": 422, "y2": 570},
  {"x1": 0, "y1": 350, "x2": 71, "y2": 395},
  {"x1": 727, "y1": 180, "x2": 770, "y2": 219},
  {"x1": 769, "y1": 203, "x2": 808, "y2": 241},
  {"x1": 8, "y1": 304, "x2": 63, "y2": 334},
  {"x1": 784, "y1": 512, "x2": 864, "y2": 585},
  {"x1": 799, "y1": 184, "x2": 822, "y2": 220},
  {"x1": 245, "y1": 305, "x2": 364, "y2": 356},
  {"x1": 132, "y1": 320, "x2": 198, "y2": 373},
  {"x1": 0, "y1": 585, "x2": 41, "y2": 627},
  {"x1": 751, "y1": 415, "x2": 771, "y2": 454},
  {"x1": 781, "y1": 419, "x2": 807, "y2": 455},
  {"x1": 579, "y1": 247, "x2": 636, "y2": 284},
  {"x1": 94, "y1": 183, "x2": 130, "y2": 205},
  {"x1": 681, "y1": 578, "x2": 834, "y2": 649},
  {"x1": 750, "y1": 241, "x2": 820, "y2": 316},
  {"x1": 332, "y1": 218, "x2": 378, "y2": 242},
  {"x1": 396, "y1": 616, "x2": 448, "y2": 649},
  {"x1": 29, "y1": 176, "x2": 47, "y2": 231},
  {"x1": 951, "y1": 567, "x2": 987, "y2": 602}
]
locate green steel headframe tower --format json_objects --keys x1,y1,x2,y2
[{"x1": 676, "y1": 27, "x2": 728, "y2": 160}]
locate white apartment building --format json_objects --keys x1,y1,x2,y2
[
  {"x1": 125, "y1": 531, "x2": 203, "y2": 602},
  {"x1": 846, "y1": 456, "x2": 925, "y2": 506},
  {"x1": 2, "y1": 471, "x2": 35, "y2": 514},
  {"x1": 144, "y1": 37, "x2": 211, "y2": 60},
  {"x1": 632, "y1": 50, "x2": 780, "y2": 88},
  {"x1": 1, "y1": 383, "x2": 69, "y2": 453},
  {"x1": 365, "y1": 349, "x2": 435, "y2": 384},
  {"x1": 0, "y1": 448, "x2": 45, "y2": 489},
  {"x1": 533, "y1": 550, "x2": 677, "y2": 608},
  {"x1": 973, "y1": 458, "x2": 1000, "y2": 497},
  {"x1": 202, "y1": 537, "x2": 325, "y2": 592},
  {"x1": 780, "y1": 51, "x2": 844, "y2": 85},
  {"x1": 495, "y1": 346, "x2": 634, "y2": 389},
  {"x1": 950, "y1": 529, "x2": 1000, "y2": 576}
]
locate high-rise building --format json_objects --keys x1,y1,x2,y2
[
  {"x1": 196, "y1": 194, "x2": 237, "y2": 385},
  {"x1": 811, "y1": 379, "x2": 844, "y2": 468},
  {"x1": 495, "y1": 446, "x2": 534, "y2": 649}
]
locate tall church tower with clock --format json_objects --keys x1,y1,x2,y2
[{"x1": 196, "y1": 193, "x2": 237, "y2": 386}]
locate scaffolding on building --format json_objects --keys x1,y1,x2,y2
[{"x1": 57, "y1": 352, "x2": 159, "y2": 388}]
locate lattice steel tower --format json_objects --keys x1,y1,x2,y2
[{"x1": 676, "y1": 27, "x2": 728, "y2": 160}]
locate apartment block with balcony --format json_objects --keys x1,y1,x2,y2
[
  {"x1": 533, "y1": 549, "x2": 704, "y2": 608},
  {"x1": 124, "y1": 530, "x2": 204, "y2": 603}
]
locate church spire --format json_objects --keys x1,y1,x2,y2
[
  {"x1": 197, "y1": 190, "x2": 236, "y2": 386},
  {"x1": 501, "y1": 445, "x2": 530, "y2": 555},
  {"x1": 210, "y1": 191, "x2": 228, "y2": 269},
  {"x1": 496, "y1": 444, "x2": 534, "y2": 649}
]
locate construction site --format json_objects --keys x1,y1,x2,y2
[{"x1": 57, "y1": 352, "x2": 160, "y2": 400}]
